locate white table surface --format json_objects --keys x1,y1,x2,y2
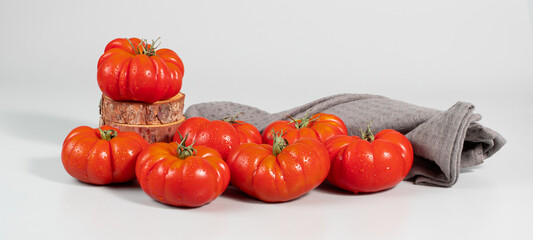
[{"x1": 1, "y1": 1, "x2": 532, "y2": 239}]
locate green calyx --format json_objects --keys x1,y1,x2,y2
[
  {"x1": 270, "y1": 130, "x2": 289, "y2": 156},
  {"x1": 99, "y1": 128, "x2": 117, "y2": 141},
  {"x1": 222, "y1": 112, "x2": 244, "y2": 125},
  {"x1": 176, "y1": 132, "x2": 198, "y2": 159},
  {"x1": 288, "y1": 111, "x2": 319, "y2": 129},
  {"x1": 127, "y1": 37, "x2": 161, "y2": 56},
  {"x1": 360, "y1": 121, "x2": 375, "y2": 142}
]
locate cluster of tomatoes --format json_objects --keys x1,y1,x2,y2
[
  {"x1": 62, "y1": 112, "x2": 414, "y2": 208},
  {"x1": 61, "y1": 37, "x2": 414, "y2": 208}
]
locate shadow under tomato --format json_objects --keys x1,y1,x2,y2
[
  {"x1": 103, "y1": 180, "x2": 178, "y2": 209},
  {"x1": 220, "y1": 185, "x2": 324, "y2": 205},
  {"x1": 220, "y1": 185, "x2": 265, "y2": 204},
  {"x1": 314, "y1": 181, "x2": 355, "y2": 195},
  {"x1": 314, "y1": 180, "x2": 395, "y2": 196},
  {"x1": 106, "y1": 180, "x2": 223, "y2": 210}
]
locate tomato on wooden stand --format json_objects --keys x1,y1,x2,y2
[
  {"x1": 61, "y1": 125, "x2": 149, "y2": 185},
  {"x1": 97, "y1": 37, "x2": 184, "y2": 103}
]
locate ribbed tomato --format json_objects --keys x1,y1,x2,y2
[
  {"x1": 135, "y1": 137, "x2": 230, "y2": 207},
  {"x1": 61, "y1": 125, "x2": 149, "y2": 185},
  {"x1": 324, "y1": 127, "x2": 413, "y2": 193},
  {"x1": 222, "y1": 113, "x2": 261, "y2": 144},
  {"x1": 172, "y1": 117, "x2": 240, "y2": 160},
  {"x1": 97, "y1": 37, "x2": 184, "y2": 103},
  {"x1": 262, "y1": 112, "x2": 348, "y2": 145},
  {"x1": 226, "y1": 133, "x2": 330, "y2": 202}
]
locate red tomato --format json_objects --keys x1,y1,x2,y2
[
  {"x1": 226, "y1": 133, "x2": 330, "y2": 202},
  {"x1": 173, "y1": 117, "x2": 240, "y2": 160},
  {"x1": 262, "y1": 112, "x2": 348, "y2": 145},
  {"x1": 97, "y1": 37, "x2": 184, "y2": 103},
  {"x1": 222, "y1": 113, "x2": 261, "y2": 144},
  {"x1": 136, "y1": 138, "x2": 230, "y2": 207},
  {"x1": 324, "y1": 127, "x2": 413, "y2": 193},
  {"x1": 61, "y1": 126, "x2": 149, "y2": 185}
]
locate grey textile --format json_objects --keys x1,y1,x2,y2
[{"x1": 184, "y1": 93, "x2": 506, "y2": 187}]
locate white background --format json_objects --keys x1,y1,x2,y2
[{"x1": 1, "y1": 0, "x2": 532, "y2": 239}]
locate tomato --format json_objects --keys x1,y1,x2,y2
[
  {"x1": 324, "y1": 126, "x2": 413, "y2": 193},
  {"x1": 262, "y1": 112, "x2": 348, "y2": 145},
  {"x1": 135, "y1": 136, "x2": 230, "y2": 207},
  {"x1": 61, "y1": 125, "x2": 149, "y2": 185},
  {"x1": 222, "y1": 113, "x2": 261, "y2": 144},
  {"x1": 172, "y1": 117, "x2": 240, "y2": 160},
  {"x1": 97, "y1": 37, "x2": 184, "y2": 103},
  {"x1": 226, "y1": 132, "x2": 330, "y2": 202}
]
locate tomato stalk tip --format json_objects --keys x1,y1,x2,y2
[
  {"x1": 360, "y1": 121, "x2": 375, "y2": 142},
  {"x1": 127, "y1": 37, "x2": 161, "y2": 56},
  {"x1": 99, "y1": 128, "x2": 117, "y2": 141},
  {"x1": 287, "y1": 111, "x2": 319, "y2": 129},
  {"x1": 222, "y1": 112, "x2": 244, "y2": 125},
  {"x1": 271, "y1": 130, "x2": 288, "y2": 156},
  {"x1": 176, "y1": 132, "x2": 197, "y2": 159}
]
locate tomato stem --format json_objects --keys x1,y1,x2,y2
[
  {"x1": 288, "y1": 110, "x2": 319, "y2": 129},
  {"x1": 126, "y1": 37, "x2": 161, "y2": 56},
  {"x1": 270, "y1": 130, "x2": 288, "y2": 156},
  {"x1": 141, "y1": 37, "x2": 160, "y2": 56},
  {"x1": 176, "y1": 132, "x2": 197, "y2": 159},
  {"x1": 126, "y1": 38, "x2": 140, "y2": 55},
  {"x1": 99, "y1": 128, "x2": 117, "y2": 141},
  {"x1": 360, "y1": 121, "x2": 375, "y2": 142},
  {"x1": 222, "y1": 112, "x2": 244, "y2": 125}
]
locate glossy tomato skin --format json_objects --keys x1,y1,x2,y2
[
  {"x1": 97, "y1": 37, "x2": 184, "y2": 103},
  {"x1": 226, "y1": 138, "x2": 330, "y2": 202},
  {"x1": 262, "y1": 113, "x2": 348, "y2": 145},
  {"x1": 173, "y1": 117, "x2": 240, "y2": 160},
  {"x1": 135, "y1": 143, "x2": 230, "y2": 207},
  {"x1": 231, "y1": 120, "x2": 261, "y2": 144},
  {"x1": 324, "y1": 130, "x2": 413, "y2": 193},
  {"x1": 61, "y1": 125, "x2": 149, "y2": 185}
]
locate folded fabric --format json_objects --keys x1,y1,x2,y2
[{"x1": 184, "y1": 93, "x2": 506, "y2": 187}]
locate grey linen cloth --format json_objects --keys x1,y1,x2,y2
[{"x1": 184, "y1": 93, "x2": 506, "y2": 187}]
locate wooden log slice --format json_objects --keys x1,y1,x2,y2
[
  {"x1": 99, "y1": 92, "x2": 185, "y2": 125},
  {"x1": 100, "y1": 117, "x2": 185, "y2": 144}
]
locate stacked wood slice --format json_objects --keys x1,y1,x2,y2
[{"x1": 99, "y1": 93, "x2": 186, "y2": 144}]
